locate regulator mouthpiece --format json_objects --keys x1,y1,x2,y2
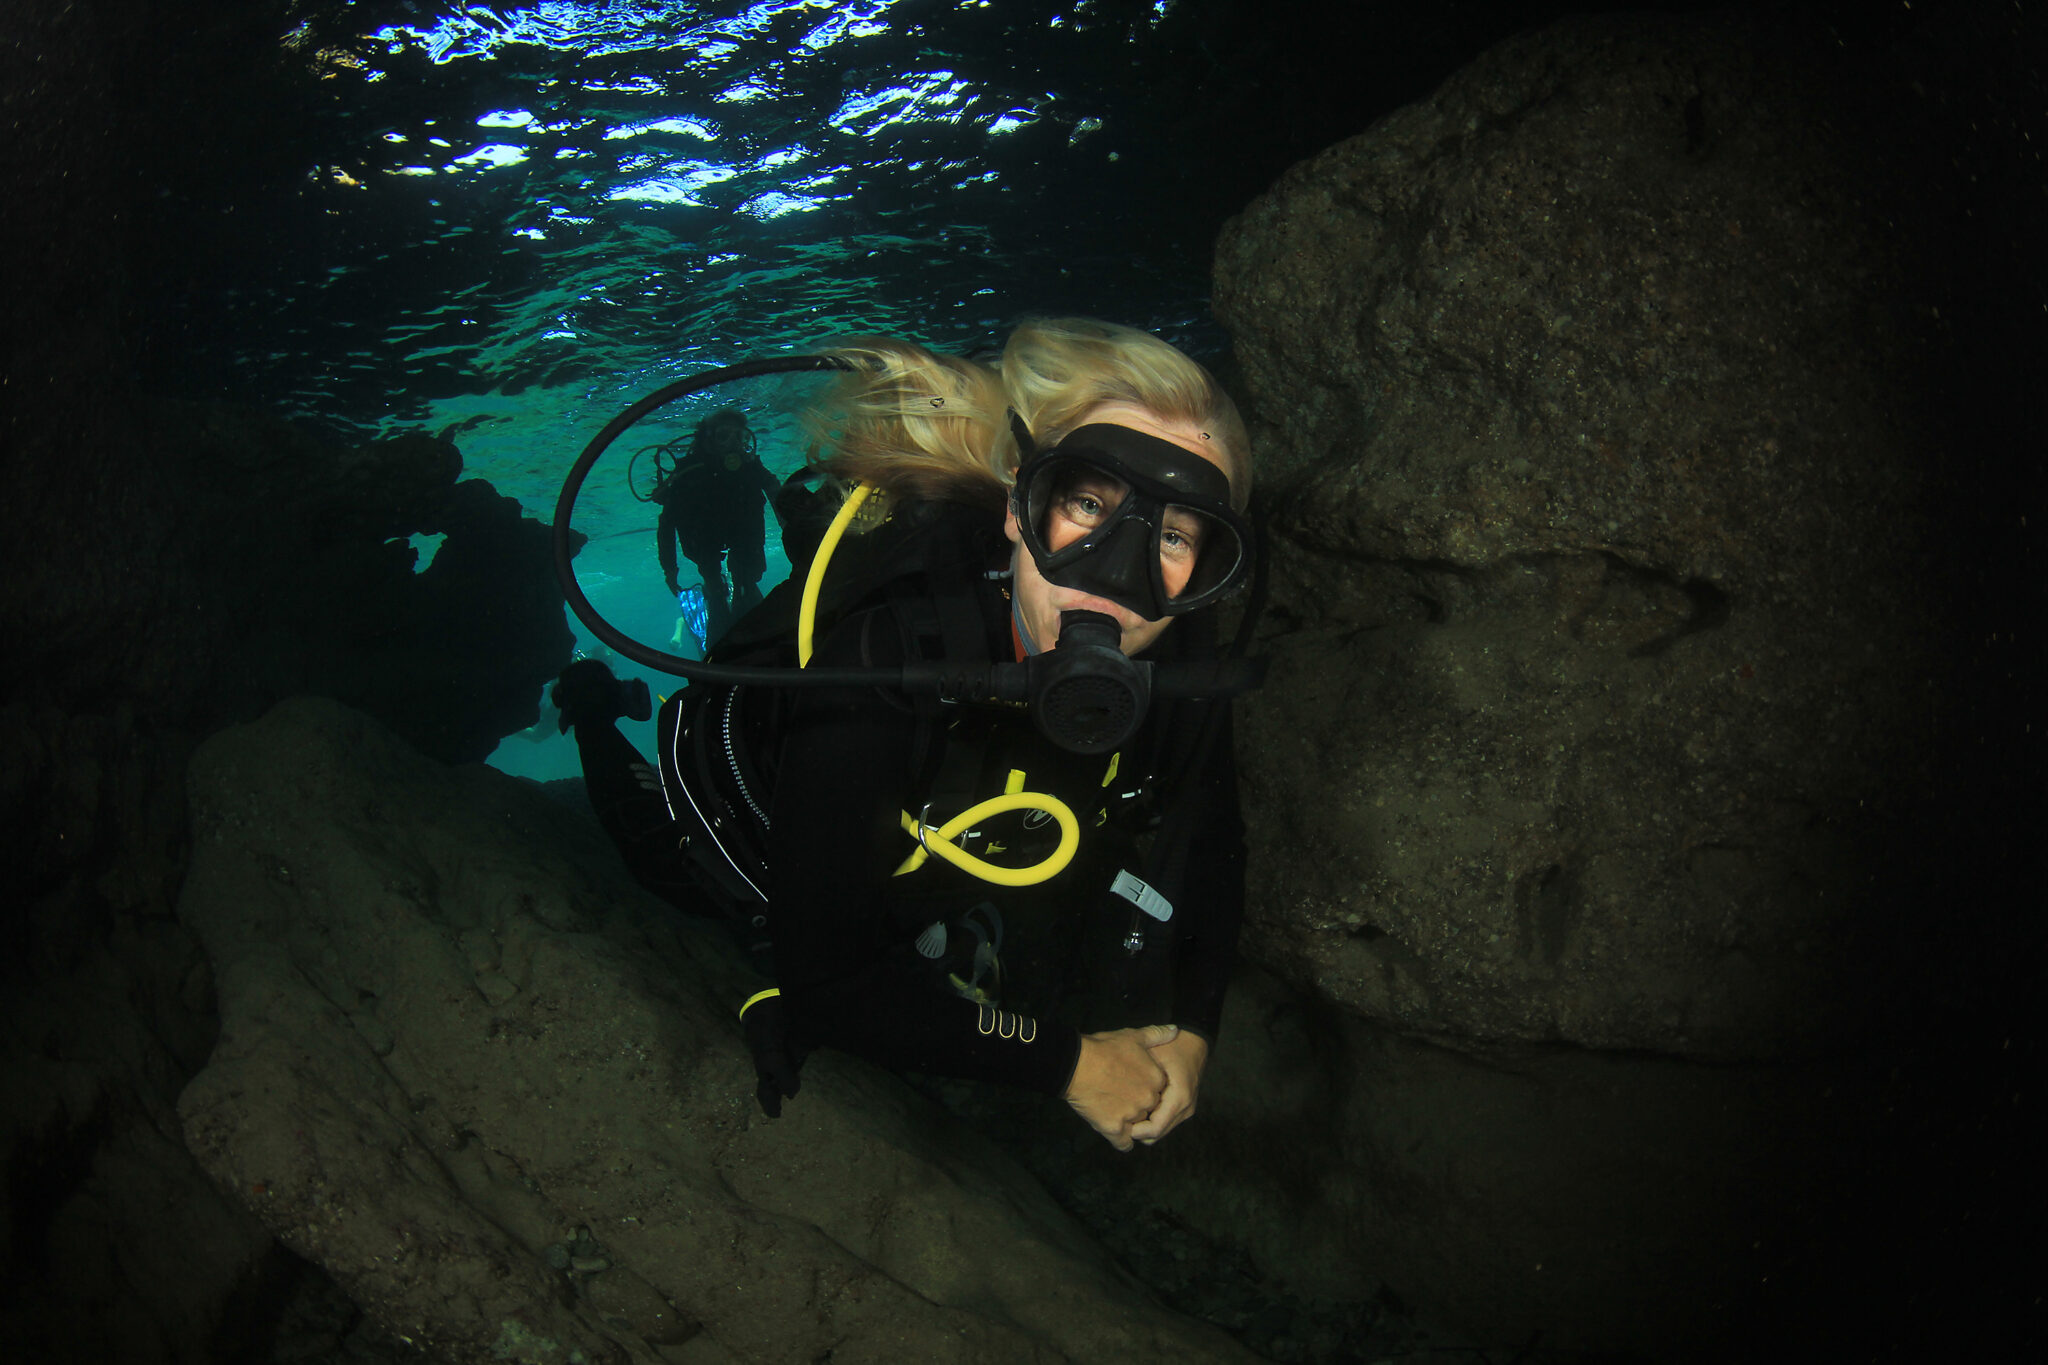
[{"x1": 1028, "y1": 611, "x2": 1151, "y2": 755}]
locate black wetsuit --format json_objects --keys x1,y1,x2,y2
[
  {"x1": 770, "y1": 562, "x2": 1245, "y2": 1094},
  {"x1": 577, "y1": 503, "x2": 1246, "y2": 1098}
]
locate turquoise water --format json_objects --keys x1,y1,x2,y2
[
  {"x1": 218, "y1": 0, "x2": 1233, "y2": 468},
  {"x1": 488, "y1": 368, "x2": 836, "y2": 781}
]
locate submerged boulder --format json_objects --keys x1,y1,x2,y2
[
  {"x1": 1215, "y1": 12, "x2": 1943, "y2": 1059},
  {"x1": 174, "y1": 697, "x2": 1254, "y2": 1365},
  {"x1": 1, "y1": 401, "x2": 577, "y2": 1357},
  {"x1": 1191, "y1": 10, "x2": 2010, "y2": 1355}
]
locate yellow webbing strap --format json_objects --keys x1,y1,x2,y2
[{"x1": 738, "y1": 987, "x2": 781, "y2": 1020}]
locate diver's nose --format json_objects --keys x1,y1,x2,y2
[{"x1": 1073, "y1": 518, "x2": 1161, "y2": 619}]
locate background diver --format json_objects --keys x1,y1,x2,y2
[{"x1": 651, "y1": 405, "x2": 782, "y2": 645}]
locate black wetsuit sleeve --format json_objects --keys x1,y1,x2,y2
[
  {"x1": 1164, "y1": 706, "x2": 1246, "y2": 1044},
  {"x1": 656, "y1": 504, "x2": 679, "y2": 586},
  {"x1": 767, "y1": 615, "x2": 1084, "y2": 1096}
]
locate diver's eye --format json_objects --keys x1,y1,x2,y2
[
  {"x1": 1052, "y1": 473, "x2": 1126, "y2": 531},
  {"x1": 1160, "y1": 514, "x2": 1205, "y2": 561}
]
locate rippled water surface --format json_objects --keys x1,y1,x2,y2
[{"x1": 178, "y1": 0, "x2": 1395, "y2": 533}]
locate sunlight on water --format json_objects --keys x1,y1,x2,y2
[
  {"x1": 220, "y1": 1, "x2": 1240, "y2": 779},
  {"x1": 237, "y1": 0, "x2": 1216, "y2": 528}
]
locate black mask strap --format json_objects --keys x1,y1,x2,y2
[{"x1": 1007, "y1": 409, "x2": 1037, "y2": 465}]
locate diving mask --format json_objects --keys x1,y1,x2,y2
[{"x1": 1011, "y1": 420, "x2": 1252, "y2": 621}]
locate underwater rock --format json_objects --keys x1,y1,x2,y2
[
  {"x1": 0, "y1": 701, "x2": 288, "y2": 1365},
  {"x1": 1215, "y1": 12, "x2": 1944, "y2": 1060},
  {"x1": 4, "y1": 399, "x2": 571, "y2": 767},
  {"x1": 174, "y1": 696, "x2": 1255, "y2": 1365},
  {"x1": 1195, "y1": 11, "x2": 2001, "y2": 1353},
  {"x1": 157, "y1": 408, "x2": 576, "y2": 766},
  {"x1": 931, "y1": 959, "x2": 1871, "y2": 1359}
]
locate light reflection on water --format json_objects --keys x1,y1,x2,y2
[
  {"x1": 242, "y1": 0, "x2": 1215, "y2": 544},
  {"x1": 229, "y1": 0, "x2": 1260, "y2": 784}
]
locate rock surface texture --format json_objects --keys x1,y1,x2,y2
[
  {"x1": 175, "y1": 697, "x2": 1254, "y2": 1365},
  {"x1": 1, "y1": 398, "x2": 578, "y2": 1360},
  {"x1": 1197, "y1": 11, "x2": 2013, "y2": 1355},
  {"x1": 1215, "y1": 13, "x2": 1941, "y2": 1060}
]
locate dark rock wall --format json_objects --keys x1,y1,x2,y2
[
  {"x1": 3, "y1": 5, "x2": 575, "y2": 1361},
  {"x1": 11, "y1": 404, "x2": 571, "y2": 766},
  {"x1": 104, "y1": 408, "x2": 574, "y2": 765},
  {"x1": 1217, "y1": 12, "x2": 1945, "y2": 1058},
  {"x1": 1, "y1": 360, "x2": 578, "y2": 1363},
  {"x1": 1205, "y1": 7, "x2": 2042, "y2": 1357}
]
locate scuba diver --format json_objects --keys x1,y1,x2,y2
[
  {"x1": 553, "y1": 317, "x2": 1253, "y2": 1154},
  {"x1": 652, "y1": 406, "x2": 782, "y2": 643}
]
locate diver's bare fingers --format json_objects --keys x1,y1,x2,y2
[
  {"x1": 1132, "y1": 1097, "x2": 1193, "y2": 1144},
  {"x1": 1083, "y1": 1112, "x2": 1133, "y2": 1151}
]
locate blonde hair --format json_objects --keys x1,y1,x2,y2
[
  {"x1": 1003, "y1": 318, "x2": 1250, "y2": 508},
  {"x1": 799, "y1": 337, "x2": 1013, "y2": 512},
  {"x1": 804, "y1": 317, "x2": 1250, "y2": 512}
]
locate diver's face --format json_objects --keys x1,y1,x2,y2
[
  {"x1": 1002, "y1": 402, "x2": 1233, "y2": 658},
  {"x1": 707, "y1": 421, "x2": 749, "y2": 467}
]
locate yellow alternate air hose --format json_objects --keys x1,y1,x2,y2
[
  {"x1": 795, "y1": 481, "x2": 873, "y2": 670},
  {"x1": 891, "y1": 795, "x2": 1079, "y2": 883},
  {"x1": 796, "y1": 481, "x2": 1079, "y2": 886}
]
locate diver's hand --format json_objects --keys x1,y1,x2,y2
[
  {"x1": 1064, "y1": 1024, "x2": 1177, "y2": 1152},
  {"x1": 1129, "y1": 1030, "x2": 1208, "y2": 1145}
]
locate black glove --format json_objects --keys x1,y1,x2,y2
[{"x1": 741, "y1": 992, "x2": 806, "y2": 1118}]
